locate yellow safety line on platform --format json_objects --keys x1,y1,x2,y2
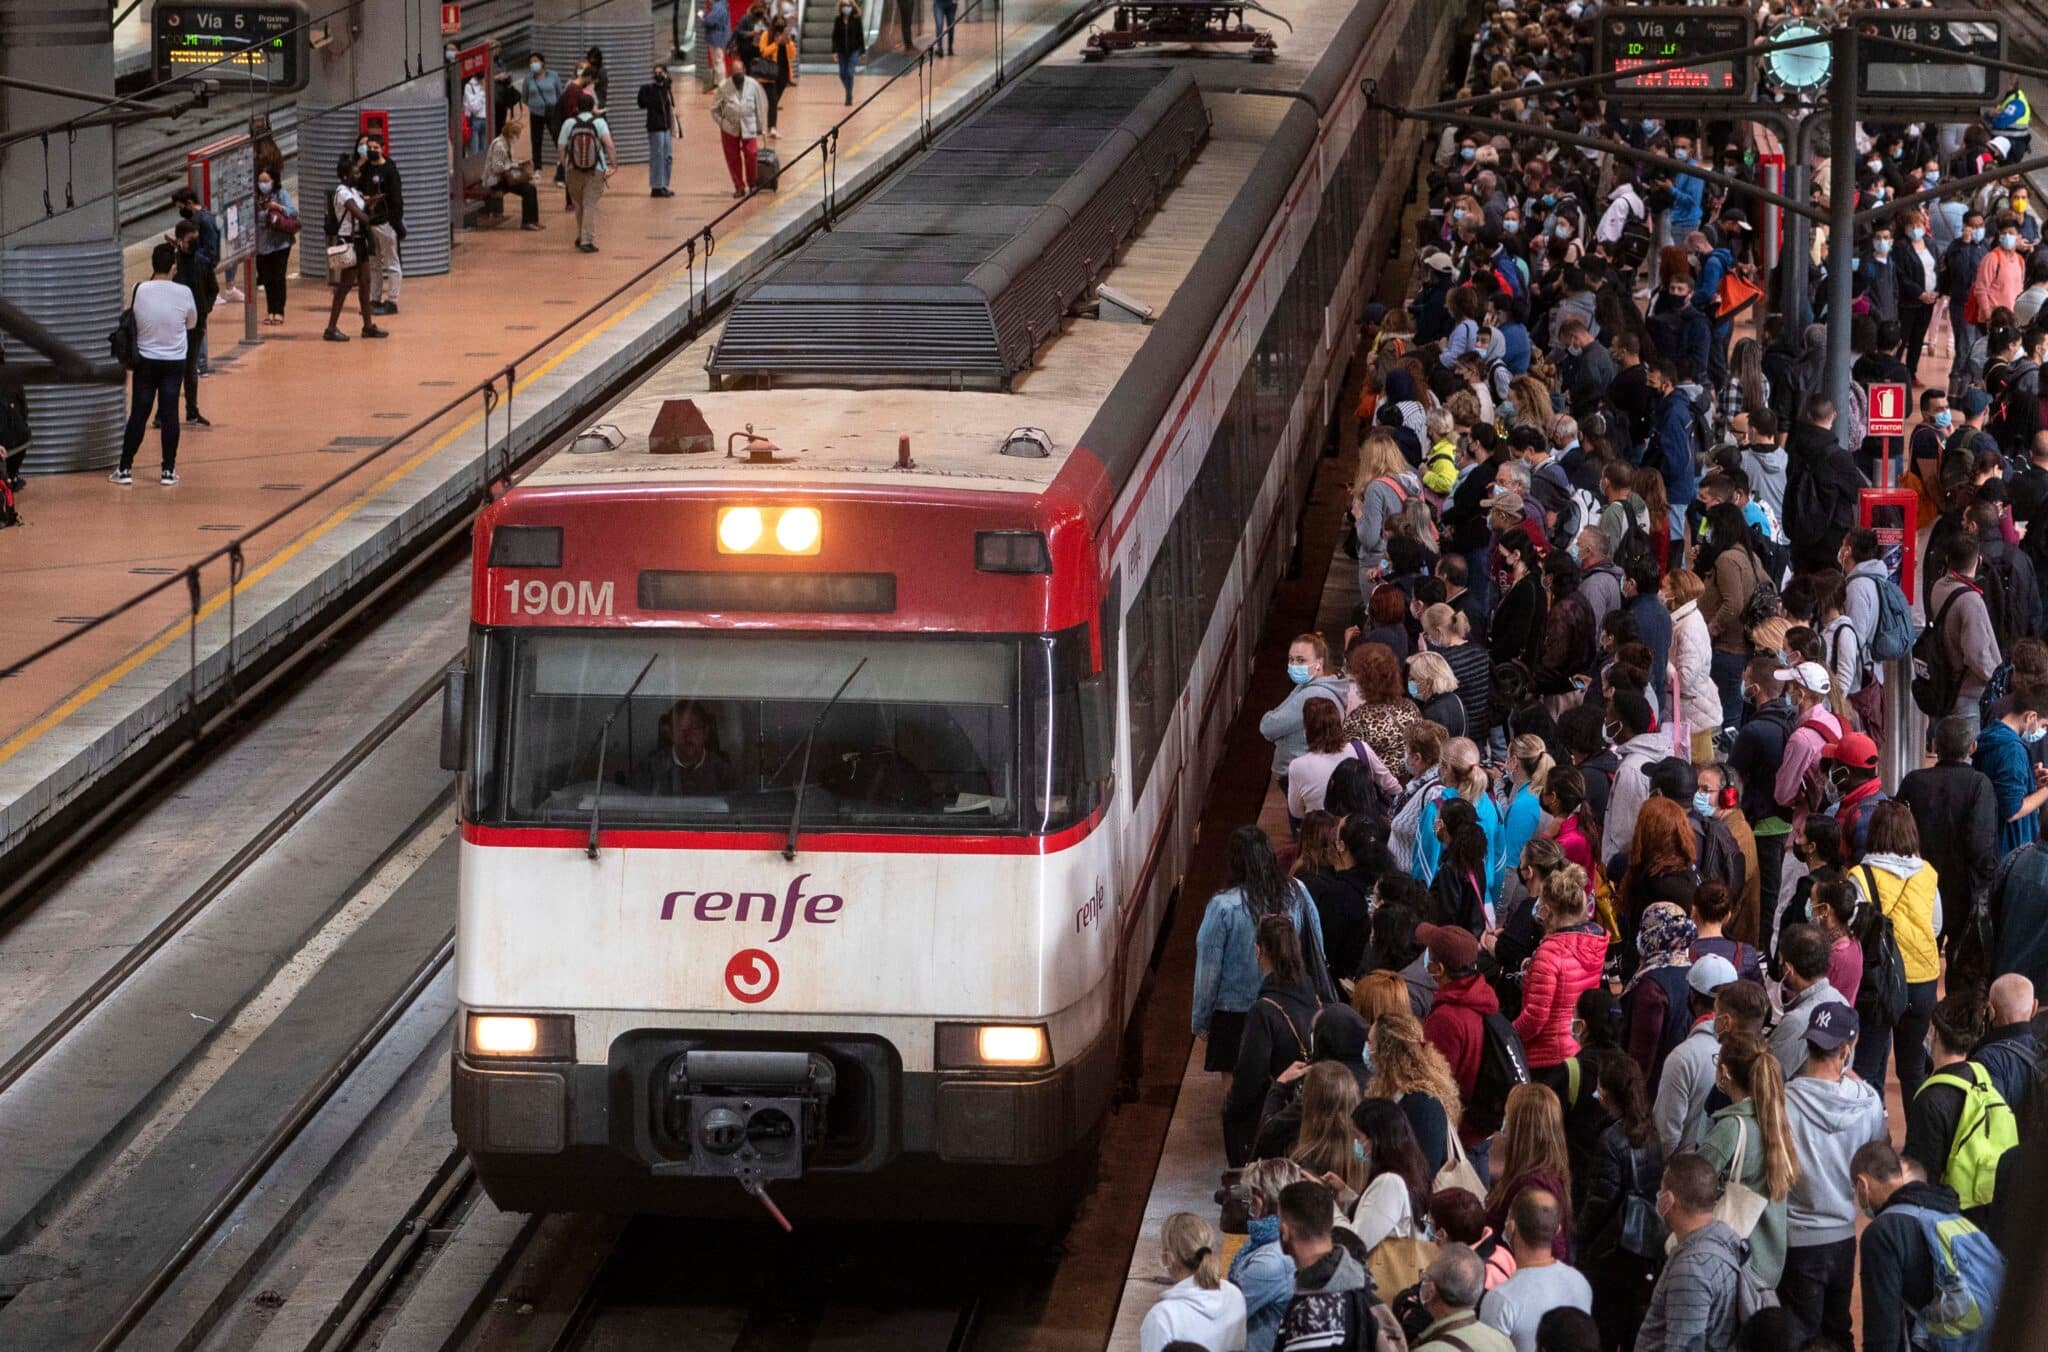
[{"x1": 0, "y1": 51, "x2": 990, "y2": 771}]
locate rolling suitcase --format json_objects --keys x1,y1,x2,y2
[{"x1": 755, "y1": 145, "x2": 781, "y2": 192}]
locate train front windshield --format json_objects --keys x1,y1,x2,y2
[{"x1": 469, "y1": 629, "x2": 1097, "y2": 836}]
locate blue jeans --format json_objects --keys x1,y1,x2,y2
[
  {"x1": 648, "y1": 130, "x2": 673, "y2": 191},
  {"x1": 933, "y1": 0, "x2": 957, "y2": 51},
  {"x1": 120, "y1": 358, "x2": 183, "y2": 473},
  {"x1": 837, "y1": 49, "x2": 858, "y2": 103},
  {"x1": 1852, "y1": 978, "x2": 1938, "y2": 1104}
]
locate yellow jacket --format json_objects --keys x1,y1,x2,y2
[{"x1": 1852, "y1": 854, "x2": 1942, "y2": 985}]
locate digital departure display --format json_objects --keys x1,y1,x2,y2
[
  {"x1": 152, "y1": 3, "x2": 309, "y2": 91},
  {"x1": 1855, "y1": 13, "x2": 2002, "y2": 107},
  {"x1": 1597, "y1": 8, "x2": 1755, "y2": 108}
]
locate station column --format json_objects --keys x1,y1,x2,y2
[
  {"x1": 297, "y1": 0, "x2": 452, "y2": 281},
  {"x1": 0, "y1": 8, "x2": 124, "y2": 473},
  {"x1": 532, "y1": 0, "x2": 659, "y2": 167}
]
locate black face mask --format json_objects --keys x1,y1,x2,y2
[{"x1": 178, "y1": 205, "x2": 193, "y2": 218}]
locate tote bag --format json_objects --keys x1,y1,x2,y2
[{"x1": 1712, "y1": 1117, "x2": 1770, "y2": 1239}]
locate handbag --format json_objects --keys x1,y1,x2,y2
[
  {"x1": 326, "y1": 239, "x2": 357, "y2": 271},
  {"x1": 1711, "y1": 1116, "x2": 1770, "y2": 1239},
  {"x1": 1433, "y1": 1130, "x2": 1485, "y2": 1199},
  {"x1": 1367, "y1": 1231, "x2": 1439, "y2": 1303},
  {"x1": 265, "y1": 201, "x2": 301, "y2": 236},
  {"x1": 1616, "y1": 1144, "x2": 1667, "y2": 1259}
]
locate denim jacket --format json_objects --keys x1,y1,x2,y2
[
  {"x1": 1190, "y1": 881, "x2": 1325, "y2": 1035},
  {"x1": 1229, "y1": 1216, "x2": 1294, "y2": 1352}
]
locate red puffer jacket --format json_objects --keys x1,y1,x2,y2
[{"x1": 1513, "y1": 924, "x2": 1609, "y2": 1069}]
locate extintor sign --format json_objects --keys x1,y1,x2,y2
[{"x1": 1867, "y1": 382, "x2": 1907, "y2": 438}]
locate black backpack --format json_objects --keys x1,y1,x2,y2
[
  {"x1": 1978, "y1": 554, "x2": 2025, "y2": 655},
  {"x1": 1912, "y1": 585, "x2": 1971, "y2": 719},
  {"x1": 1466, "y1": 1011, "x2": 1533, "y2": 1134},
  {"x1": 1739, "y1": 543, "x2": 1783, "y2": 630},
  {"x1": 108, "y1": 281, "x2": 142, "y2": 370},
  {"x1": 1614, "y1": 510, "x2": 1656, "y2": 578},
  {"x1": 1857, "y1": 867, "x2": 1912, "y2": 1028}
]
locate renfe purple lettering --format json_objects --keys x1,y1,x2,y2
[{"x1": 658, "y1": 872, "x2": 843, "y2": 941}]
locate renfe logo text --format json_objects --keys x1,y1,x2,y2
[{"x1": 659, "y1": 872, "x2": 845, "y2": 943}]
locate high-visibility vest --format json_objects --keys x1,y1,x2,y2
[{"x1": 1993, "y1": 88, "x2": 2032, "y2": 132}]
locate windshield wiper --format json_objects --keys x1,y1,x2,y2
[
  {"x1": 586, "y1": 653, "x2": 660, "y2": 860},
  {"x1": 784, "y1": 659, "x2": 867, "y2": 862}
]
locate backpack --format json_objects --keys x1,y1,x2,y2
[
  {"x1": 1919, "y1": 1061, "x2": 2019, "y2": 1211},
  {"x1": 1854, "y1": 571, "x2": 1917, "y2": 663},
  {"x1": 1689, "y1": 388, "x2": 1719, "y2": 459},
  {"x1": 108, "y1": 281, "x2": 143, "y2": 370},
  {"x1": 1466, "y1": 1011, "x2": 1532, "y2": 1134},
  {"x1": 1374, "y1": 475, "x2": 1440, "y2": 552},
  {"x1": 565, "y1": 116, "x2": 603, "y2": 172},
  {"x1": 1529, "y1": 468, "x2": 1578, "y2": 543},
  {"x1": 1977, "y1": 554, "x2": 2025, "y2": 656},
  {"x1": 1746, "y1": 524, "x2": 1790, "y2": 588},
  {"x1": 1613, "y1": 510, "x2": 1656, "y2": 578},
  {"x1": 1891, "y1": 1203, "x2": 2006, "y2": 1352},
  {"x1": 1614, "y1": 197, "x2": 1653, "y2": 272},
  {"x1": 1738, "y1": 545, "x2": 1782, "y2": 631},
  {"x1": 1913, "y1": 585, "x2": 1972, "y2": 719},
  {"x1": 1857, "y1": 868, "x2": 1912, "y2": 1027}
]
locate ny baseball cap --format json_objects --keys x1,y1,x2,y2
[
  {"x1": 1687, "y1": 953, "x2": 1738, "y2": 997},
  {"x1": 1805, "y1": 1001, "x2": 1861, "y2": 1051}
]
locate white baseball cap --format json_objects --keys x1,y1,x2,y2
[{"x1": 1775, "y1": 661, "x2": 1832, "y2": 696}]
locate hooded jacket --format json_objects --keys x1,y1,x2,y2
[
  {"x1": 1768, "y1": 977, "x2": 1843, "y2": 1078},
  {"x1": 1427, "y1": 971, "x2": 1502, "y2": 1145},
  {"x1": 1991, "y1": 840, "x2": 2048, "y2": 990},
  {"x1": 1637, "y1": 1219, "x2": 1745, "y2": 1352},
  {"x1": 1784, "y1": 420, "x2": 1865, "y2": 573},
  {"x1": 1785, "y1": 1072, "x2": 1889, "y2": 1245},
  {"x1": 1139, "y1": 1275, "x2": 1248, "y2": 1352},
  {"x1": 1259, "y1": 675, "x2": 1352, "y2": 775},
  {"x1": 1653, "y1": 1018, "x2": 1720, "y2": 1158},
  {"x1": 1607, "y1": 728, "x2": 1678, "y2": 872},
  {"x1": 1579, "y1": 560, "x2": 1625, "y2": 631},
  {"x1": 1225, "y1": 978, "x2": 1324, "y2": 1165},
  {"x1": 1740, "y1": 445, "x2": 1789, "y2": 526},
  {"x1": 1230, "y1": 1216, "x2": 1295, "y2": 1352},
  {"x1": 1515, "y1": 925, "x2": 1609, "y2": 1069},
  {"x1": 1697, "y1": 1099, "x2": 1787, "y2": 1286},
  {"x1": 1861, "y1": 1180, "x2": 1973, "y2": 1352},
  {"x1": 1853, "y1": 852, "x2": 1942, "y2": 984},
  {"x1": 1648, "y1": 389, "x2": 1701, "y2": 504},
  {"x1": 1668, "y1": 600, "x2": 1722, "y2": 734},
  {"x1": 1277, "y1": 1248, "x2": 1371, "y2": 1352}
]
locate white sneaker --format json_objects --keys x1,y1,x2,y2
[
  {"x1": 221, "y1": 286, "x2": 246, "y2": 303},
  {"x1": 109, "y1": 468, "x2": 132, "y2": 485},
  {"x1": 160, "y1": 470, "x2": 179, "y2": 486}
]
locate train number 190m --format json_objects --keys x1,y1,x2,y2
[{"x1": 502, "y1": 579, "x2": 616, "y2": 616}]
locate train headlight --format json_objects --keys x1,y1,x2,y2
[
  {"x1": 936, "y1": 1022, "x2": 1051, "y2": 1070},
  {"x1": 716, "y1": 505, "x2": 823, "y2": 555},
  {"x1": 774, "y1": 506, "x2": 822, "y2": 554},
  {"x1": 717, "y1": 506, "x2": 765, "y2": 553},
  {"x1": 466, "y1": 1012, "x2": 575, "y2": 1060}
]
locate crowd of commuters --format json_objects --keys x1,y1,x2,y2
[{"x1": 1141, "y1": 2, "x2": 2048, "y2": 1351}]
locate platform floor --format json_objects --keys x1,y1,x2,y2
[{"x1": 0, "y1": 6, "x2": 1059, "y2": 762}]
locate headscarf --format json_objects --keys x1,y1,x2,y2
[{"x1": 1625, "y1": 901, "x2": 1696, "y2": 992}]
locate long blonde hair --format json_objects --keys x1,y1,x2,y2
[
  {"x1": 1508, "y1": 732, "x2": 1554, "y2": 793},
  {"x1": 1487, "y1": 1083, "x2": 1570, "y2": 1210},
  {"x1": 1439, "y1": 737, "x2": 1489, "y2": 802},
  {"x1": 1717, "y1": 1033, "x2": 1801, "y2": 1202},
  {"x1": 1290, "y1": 1061, "x2": 1366, "y2": 1194},
  {"x1": 1161, "y1": 1212, "x2": 1224, "y2": 1290},
  {"x1": 1510, "y1": 376, "x2": 1554, "y2": 440},
  {"x1": 1351, "y1": 969, "x2": 1410, "y2": 1025},
  {"x1": 1357, "y1": 429, "x2": 1410, "y2": 488},
  {"x1": 1366, "y1": 1012, "x2": 1463, "y2": 1128}
]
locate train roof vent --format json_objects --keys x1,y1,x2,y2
[{"x1": 706, "y1": 65, "x2": 1208, "y2": 391}]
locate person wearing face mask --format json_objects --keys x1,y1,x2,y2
[
  {"x1": 1664, "y1": 135, "x2": 1705, "y2": 238},
  {"x1": 1851, "y1": 1140, "x2": 2006, "y2": 1352},
  {"x1": 1944, "y1": 209, "x2": 1992, "y2": 390},
  {"x1": 522, "y1": 53, "x2": 564, "y2": 175},
  {"x1": 252, "y1": 171, "x2": 298, "y2": 326},
  {"x1": 1968, "y1": 211, "x2": 2026, "y2": 329},
  {"x1": 356, "y1": 136, "x2": 404, "y2": 315},
  {"x1": 828, "y1": 0, "x2": 865, "y2": 106},
  {"x1": 634, "y1": 64, "x2": 680, "y2": 197},
  {"x1": 1258, "y1": 633, "x2": 1352, "y2": 785},
  {"x1": 1898, "y1": 212, "x2": 1942, "y2": 380},
  {"x1": 168, "y1": 186, "x2": 219, "y2": 418},
  {"x1": 1929, "y1": 535, "x2": 2006, "y2": 740},
  {"x1": 1972, "y1": 679, "x2": 2048, "y2": 857},
  {"x1": 1858, "y1": 222, "x2": 1901, "y2": 325}
]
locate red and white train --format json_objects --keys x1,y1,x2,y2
[{"x1": 446, "y1": 0, "x2": 1453, "y2": 1217}]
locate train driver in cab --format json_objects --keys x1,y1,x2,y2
[{"x1": 635, "y1": 700, "x2": 740, "y2": 796}]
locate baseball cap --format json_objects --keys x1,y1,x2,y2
[
  {"x1": 1719, "y1": 208, "x2": 1752, "y2": 232},
  {"x1": 1824, "y1": 731, "x2": 1879, "y2": 770},
  {"x1": 1416, "y1": 923, "x2": 1480, "y2": 972},
  {"x1": 1804, "y1": 1001, "x2": 1860, "y2": 1051},
  {"x1": 1959, "y1": 388, "x2": 1993, "y2": 417},
  {"x1": 1687, "y1": 953, "x2": 1738, "y2": 997},
  {"x1": 1421, "y1": 249, "x2": 1456, "y2": 275},
  {"x1": 1775, "y1": 661, "x2": 1832, "y2": 696},
  {"x1": 1362, "y1": 301, "x2": 1388, "y2": 326},
  {"x1": 1485, "y1": 489, "x2": 1527, "y2": 516}
]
